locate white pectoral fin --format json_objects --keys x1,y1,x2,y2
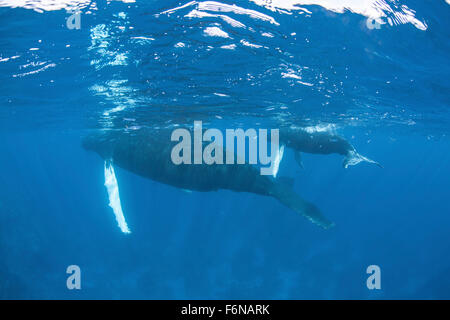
[
  {"x1": 104, "y1": 161, "x2": 131, "y2": 234},
  {"x1": 272, "y1": 145, "x2": 285, "y2": 178}
]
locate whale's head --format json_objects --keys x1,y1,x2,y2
[
  {"x1": 82, "y1": 134, "x2": 98, "y2": 152},
  {"x1": 81, "y1": 131, "x2": 114, "y2": 159}
]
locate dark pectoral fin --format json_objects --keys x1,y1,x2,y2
[
  {"x1": 278, "y1": 176, "x2": 295, "y2": 189},
  {"x1": 274, "y1": 185, "x2": 334, "y2": 229},
  {"x1": 294, "y1": 151, "x2": 304, "y2": 169}
]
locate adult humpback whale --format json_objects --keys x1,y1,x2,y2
[
  {"x1": 82, "y1": 127, "x2": 334, "y2": 229},
  {"x1": 280, "y1": 126, "x2": 382, "y2": 169}
]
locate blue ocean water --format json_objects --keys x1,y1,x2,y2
[{"x1": 0, "y1": 0, "x2": 449, "y2": 299}]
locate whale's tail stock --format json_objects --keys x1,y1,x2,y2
[
  {"x1": 343, "y1": 149, "x2": 383, "y2": 169},
  {"x1": 273, "y1": 179, "x2": 335, "y2": 229}
]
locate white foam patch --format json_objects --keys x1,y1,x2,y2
[
  {"x1": 0, "y1": 0, "x2": 134, "y2": 12},
  {"x1": 204, "y1": 26, "x2": 229, "y2": 38},
  {"x1": 240, "y1": 39, "x2": 263, "y2": 48},
  {"x1": 303, "y1": 123, "x2": 337, "y2": 134},
  {"x1": 220, "y1": 44, "x2": 236, "y2": 50},
  {"x1": 282, "y1": 70, "x2": 302, "y2": 79},
  {"x1": 104, "y1": 161, "x2": 131, "y2": 234},
  {"x1": 250, "y1": 0, "x2": 427, "y2": 30},
  {"x1": 186, "y1": 9, "x2": 246, "y2": 28},
  {"x1": 161, "y1": 1, "x2": 279, "y2": 25}
]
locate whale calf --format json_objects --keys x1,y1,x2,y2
[
  {"x1": 82, "y1": 127, "x2": 334, "y2": 229},
  {"x1": 280, "y1": 126, "x2": 382, "y2": 169}
]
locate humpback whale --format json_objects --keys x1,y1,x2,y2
[
  {"x1": 280, "y1": 126, "x2": 382, "y2": 169},
  {"x1": 82, "y1": 128, "x2": 334, "y2": 229}
]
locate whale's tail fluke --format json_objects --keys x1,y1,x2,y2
[
  {"x1": 343, "y1": 150, "x2": 383, "y2": 169},
  {"x1": 273, "y1": 181, "x2": 334, "y2": 229}
]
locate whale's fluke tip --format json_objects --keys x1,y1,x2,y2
[
  {"x1": 323, "y1": 221, "x2": 336, "y2": 230},
  {"x1": 343, "y1": 150, "x2": 382, "y2": 169}
]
